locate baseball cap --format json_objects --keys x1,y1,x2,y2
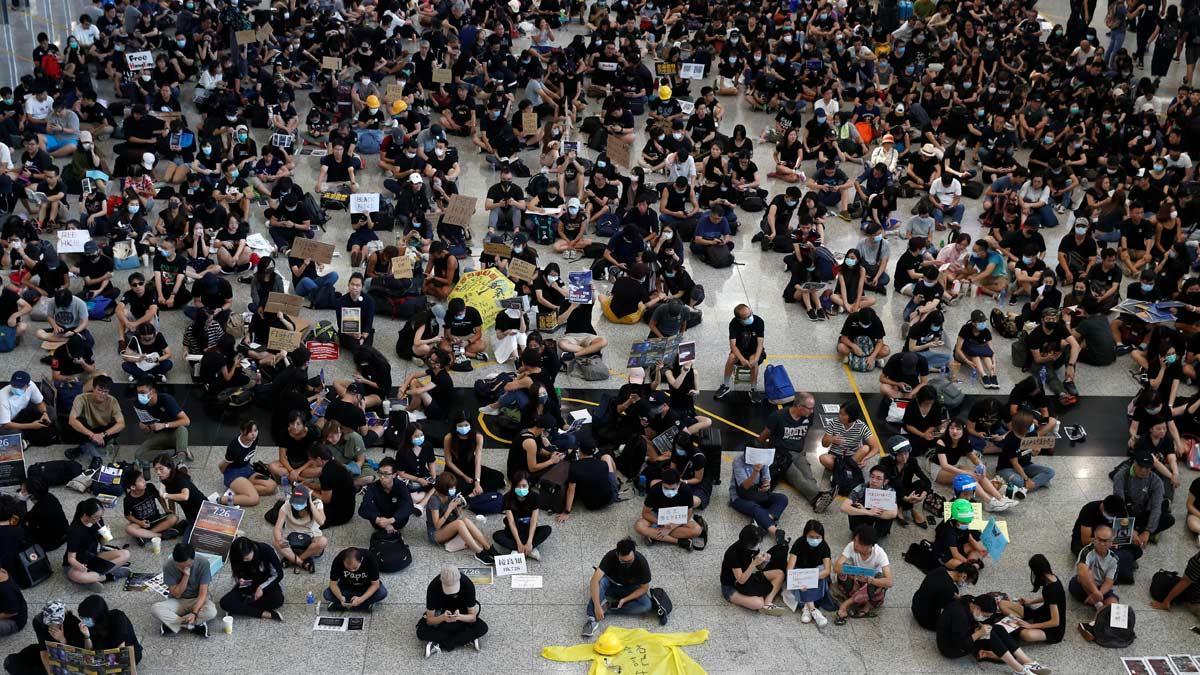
[
  {"x1": 970, "y1": 309, "x2": 986, "y2": 323},
  {"x1": 141, "y1": 152, "x2": 155, "y2": 170},
  {"x1": 567, "y1": 197, "x2": 581, "y2": 209},
  {"x1": 1133, "y1": 451, "x2": 1154, "y2": 468},
  {"x1": 440, "y1": 565, "x2": 460, "y2": 594},
  {"x1": 9, "y1": 371, "x2": 30, "y2": 388},
  {"x1": 628, "y1": 367, "x2": 646, "y2": 384},
  {"x1": 899, "y1": 352, "x2": 920, "y2": 375},
  {"x1": 83, "y1": 240, "x2": 99, "y2": 255},
  {"x1": 408, "y1": 172, "x2": 423, "y2": 184},
  {"x1": 289, "y1": 484, "x2": 310, "y2": 509}
]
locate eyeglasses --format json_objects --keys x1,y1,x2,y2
[
  {"x1": 130, "y1": 282, "x2": 144, "y2": 287},
  {"x1": 378, "y1": 471, "x2": 394, "y2": 478}
]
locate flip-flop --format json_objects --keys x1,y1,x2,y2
[{"x1": 834, "y1": 614, "x2": 848, "y2": 626}]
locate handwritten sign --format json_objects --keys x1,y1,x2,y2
[
  {"x1": 786, "y1": 567, "x2": 820, "y2": 591},
  {"x1": 432, "y1": 68, "x2": 453, "y2": 83},
  {"x1": 606, "y1": 135, "x2": 631, "y2": 168},
  {"x1": 321, "y1": 56, "x2": 342, "y2": 71},
  {"x1": 521, "y1": 111, "x2": 538, "y2": 131},
  {"x1": 235, "y1": 29, "x2": 259, "y2": 45},
  {"x1": 265, "y1": 292, "x2": 304, "y2": 316},
  {"x1": 744, "y1": 447, "x2": 775, "y2": 467},
  {"x1": 597, "y1": 61, "x2": 618, "y2": 72},
  {"x1": 291, "y1": 238, "x2": 335, "y2": 264},
  {"x1": 267, "y1": 327, "x2": 302, "y2": 352},
  {"x1": 483, "y1": 241, "x2": 513, "y2": 258},
  {"x1": 349, "y1": 193, "x2": 380, "y2": 214},
  {"x1": 657, "y1": 506, "x2": 688, "y2": 526},
  {"x1": 390, "y1": 256, "x2": 414, "y2": 279},
  {"x1": 442, "y1": 194, "x2": 477, "y2": 227},
  {"x1": 511, "y1": 574, "x2": 543, "y2": 589},
  {"x1": 655, "y1": 62, "x2": 678, "y2": 76},
  {"x1": 125, "y1": 51, "x2": 154, "y2": 70},
  {"x1": 494, "y1": 552, "x2": 527, "y2": 577},
  {"x1": 255, "y1": 23, "x2": 274, "y2": 42},
  {"x1": 1019, "y1": 435, "x2": 1056, "y2": 452},
  {"x1": 864, "y1": 488, "x2": 897, "y2": 511},
  {"x1": 306, "y1": 341, "x2": 339, "y2": 360},
  {"x1": 56, "y1": 229, "x2": 88, "y2": 253},
  {"x1": 980, "y1": 518, "x2": 1008, "y2": 561},
  {"x1": 679, "y1": 63, "x2": 706, "y2": 80},
  {"x1": 1109, "y1": 603, "x2": 1129, "y2": 629},
  {"x1": 507, "y1": 258, "x2": 536, "y2": 283},
  {"x1": 385, "y1": 84, "x2": 405, "y2": 100}
]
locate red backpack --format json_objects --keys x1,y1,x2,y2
[{"x1": 40, "y1": 54, "x2": 61, "y2": 80}]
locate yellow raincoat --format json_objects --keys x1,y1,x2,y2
[{"x1": 541, "y1": 626, "x2": 709, "y2": 675}]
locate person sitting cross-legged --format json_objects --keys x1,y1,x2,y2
[{"x1": 581, "y1": 537, "x2": 655, "y2": 637}]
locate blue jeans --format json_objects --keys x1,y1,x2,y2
[
  {"x1": 1106, "y1": 29, "x2": 1126, "y2": 67},
  {"x1": 586, "y1": 576, "x2": 653, "y2": 619},
  {"x1": 730, "y1": 492, "x2": 789, "y2": 530},
  {"x1": 791, "y1": 577, "x2": 830, "y2": 605},
  {"x1": 919, "y1": 350, "x2": 952, "y2": 372},
  {"x1": 1029, "y1": 204, "x2": 1059, "y2": 228},
  {"x1": 998, "y1": 464, "x2": 1055, "y2": 489},
  {"x1": 932, "y1": 203, "x2": 965, "y2": 224},
  {"x1": 296, "y1": 272, "x2": 339, "y2": 297},
  {"x1": 324, "y1": 581, "x2": 388, "y2": 608},
  {"x1": 1050, "y1": 192, "x2": 1073, "y2": 210},
  {"x1": 488, "y1": 206, "x2": 523, "y2": 232},
  {"x1": 497, "y1": 389, "x2": 529, "y2": 409}
]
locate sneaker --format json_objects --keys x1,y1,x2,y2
[
  {"x1": 986, "y1": 497, "x2": 1012, "y2": 512},
  {"x1": 134, "y1": 536, "x2": 149, "y2": 547},
  {"x1": 749, "y1": 388, "x2": 763, "y2": 403},
  {"x1": 812, "y1": 489, "x2": 835, "y2": 514},
  {"x1": 160, "y1": 623, "x2": 172, "y2": 637},
  {"x1": 161, "y1": 528, "x2": 180, "y2": 540},
  {"x1": 714, "y1": 384, "x2": 732, "y2": 399},
  {"x1": 1026, "y1": 663, "x2": 1051, "y2": 675},
  {"x1": 479, "y1": 403, "x2": 500, "y2": 416},
  {"x1": 812, "y1": 609, "x2": 829, "y2": 628},
  {"x1": 1063, "y1": 380, "x2": 1079, "y2": 397},
  {"x1": 1077, "y1": 622, "x2": 1094, "y2": 642},
  {"x1": 676, "y1": 537, "x2": 693, "y2": 552},
  {"x1": 474, "y1": 352, "x2": 489, "y2": 362},
  {"x1": 1009, "y1": 485, "x2": 1028, "y2": 501},
  {"x1": 472, "y1": 638, "x2": 481, "y2": 651},
  {"x1": 759, "y1": 604, "x2": 786, "y2": 616},
  {"x1": 425, "y1": 641, "x2": 441, "y2": 658},
  {"x1": 192, "y1": 623, "x2": 209, "y2": 639},
  {"x1": 800, "y1": 605, "x2": 812, "y2": 623},
  {"x1": 581, "y1": 618, "x2": 599, "y2": 637},
  {"x1": 475, "y1": 550, "x2": 495, "y2": 566},
  {"x1": 1115, "y1": 343, "x2": 1134, "y2": 356},
  {"x1": 528, "y1": 547, "x2": 542, "y2": 561},
  {"x1": 807, "y1": 309, "x2": 818, "y2": 321}
]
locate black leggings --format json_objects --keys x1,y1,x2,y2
[
  {"x1": 494, "y1": 525, "x2": 551, "y2": 552},
  {"x1": 416, "y1": 616, "x2": 489, "y2": 651},
  {"x1": 974, "y1": 626, "x2": 1020, "y2": 659},
  {"x1": 219, "y1": 585, "x2": 285, "y2": 617}
]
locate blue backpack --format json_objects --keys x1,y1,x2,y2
[{"x1": 763, "y1": 364, "x2": 795, "y2": 404}]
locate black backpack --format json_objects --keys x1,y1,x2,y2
[
  {"x1": 704, "y1": 244, "x2": 734, "y2": 268},
  {"x1": 26, "y1": 459, "x2": 83, "y2": 486},
  {"x1": 649, "y1": 587, "x2": 673, "y2": 625},
  {"x1": 903, "y1": 540, "x2": 938, "y2": 572},
  {"x1": 370, "y1": 530, "x2": 413, "y2": 573}
]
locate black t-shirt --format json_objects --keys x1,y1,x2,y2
[
  {"x1": 1008, "y1": 377, "x2": 1051, "y2": 413},
  {"x1": 280, "y1": 426, "x2": 319, "y2": 468},
  {"x1": 728, "y1": 315, "x2": 766, "y2": 356},
  {"x1": 720, "y1": 541, "x2": 755, "y2": 587},
  {"x1": 609, "y1": 276, "x2": 648, "y2": 318},
  {"x1": 64, "y1": 521, "x2": 101, "y2": 564},
  {"x1": 320, "y1": 154, "x2": 355, "y2": 182},
  {"x1": 319, "y1": 461, "x2": 357, "y2": 526},
  {"x1": 486, "y1": 181, "x2": 525, "y2": 204},
  {"x1": 329, "y1": 548, "x2": 379, "y2": 594},
  {"x1": 425, "y1": 573, "x2": 477, "y2": 613},
  {"x1": 502, "y1": 491, "x2": 538, "y2": 530},
  {"x1": 120, "y1": 288, "x2": 157, "y2": 320},
  {"x1": 912, "y1": 567, "x2": 958, "y2": 630},
  {"x1": 445, "y1": 306, "x2": 483, "y2": 337},
  {"x1": 224, "y1": 436, "x2": 257, "y2": 470},
  {"x1": 597, "y1": 549, "x2": 651, "y2": 587},
  {"x1": 123, "y1": 485, "x2": 164, "y2": 523},
  {"x1": 840, "y1": 315, "x2": 886, "y2": 341},
  {"x1": 995, "y1": 432, "x2": 1032, "y2": 473},
  {"x1": 788, "y1": 538, "x2": 831, "y2": 569},
  {"x1": 324, "y1": 400, "x2": 367, "y2": 432},
  {"x1": 882, "y1": 352, "x2": 928, "y2": 387},
  {"x1": 397, "y1": 444, "x2": 436, "y2": 479},
  {"x1": 1070, "y1": 499, "x2": 1109, "y2": 553},
  {"x1": 568, "y1": 457, "x2": 614, "y2": 510},
  {"x1": 0, "y1": 578, "x2": 27, "y2": 632},
  {"x1": 644, "y1": 482, "x2": 693, "y2": 511}
]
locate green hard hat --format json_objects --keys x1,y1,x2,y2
[{"x1": 950, "y1": 499, "x2": 975, "y2": 524}]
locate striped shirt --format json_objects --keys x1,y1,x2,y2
[{"x1": 825, "y1": 419, "x2": 872, "y2": 456}]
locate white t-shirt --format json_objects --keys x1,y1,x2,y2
[
  {"x1": 814, "y1": 98, "x2": 840, "y2": 119},
  {"x1": 0, "y1": 384, "x2": 44, "y2": 425},
  {"x1": 24, "y1": 95, "x2": 54, "y2": 121},
  {"x1": 840, "y1": 541, "x2": 890, "y2": 573},
  {"x1": 0, "y1": 143, "x2": 11, "y2": 170},
  {"x1": 72, "y1": 23, "x2": 100, "y2": 47},
  {"x1": 929, "y1": 178, "x2": 961, "y2": 207}
]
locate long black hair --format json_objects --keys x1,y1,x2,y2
[{"x1": 1029, "y1": 553, "x2": 1054, "y2": 592}]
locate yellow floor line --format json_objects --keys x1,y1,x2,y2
[
  {"x1": 841, "y1": 363, "x2": 879, "y2": 440},
  {"x1": 693, "y1": 405, "x2": 759, "y2": 439}
]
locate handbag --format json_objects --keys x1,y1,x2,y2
[
  {"x1": 886, "y1": 399, "x2": 909, "y2": 424},
  {"x1": 287, "y1": 531, "x2": 313, "y2": 553},
  {"x1": 14, "y1": 544, "x2": 52, "y2": 588},
  {"x1": 0, "y1": 326, "x2": 15, "y2": 352}
]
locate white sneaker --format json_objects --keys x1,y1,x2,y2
[
  {"x1": 800, "y1": 606, "x2": 812, "y2": 623},
  {"x1": 472, "y1": 638, "x2": 482, "y2": 652},
  {"x1": 811, "y1": 609, "x2": 829, "y2": 628},
  {"x1": 425, "y1": 642, "x2": 440, "y2": 658},
  {"x1": 986, "y1": 497, "x2": 1012, "y2": 512},
  {"x1": 479, "y1": 404, "x2": 500, "y2": 416},
  {"x1": 528, "y1": 547, "x2": 542, "y2": 561}
]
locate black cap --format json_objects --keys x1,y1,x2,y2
[{"x1": 1133, "y1": 451, "x2": 1154, "y2": 468}]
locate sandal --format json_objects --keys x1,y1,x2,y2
[
  {"x1": 301, "y1": 559, "x2": 315, "y2": 573},
  {"x1": 834, "y1": 613, "x2": 848, "y2": 626}
]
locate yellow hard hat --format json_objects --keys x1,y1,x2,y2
[
  {"x1": 659, "y1": 85, "x2": 672, "y2": 100},
  {"x1": 366, "y1": 95, "x2": 381, "y2": 109},
  {"x1": 391, "y1": 99, "x2": 408, "y2": 114},
  {"x1": 593, "y1": 632, "x2": 623, "y2": 656}
]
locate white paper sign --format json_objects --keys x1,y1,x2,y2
[
  {"x1": 679, "y1": 63, "x2": 706, "y2": 80},
  {"x1": 125, "y1": 51, "x2": 154, "y2": 70},
  {"x1": 598, "y1": 61, "x2": 618, "y2": 72},
  {"x1": 786, "y1": 567, "x2": 820, "y2": 591},
  {"x1": 349, "y1": 193, "x2": 380, "y2": 214},
  {"x1": 864, "y1": 488, "x2": 897, "y2": 511},
  {"x1": 822, "y1": 404, "x2": 840, "y2": 414},
  {"x1": 657, "y1": 506, "x2": 688, "y2": 526},
  {"x1": 56, "y1": 229, "x2": 89, "y2": 253},
  {"x1": 494, "y1": 552, "x2": 527, "y2": 577},
  {"x1": 1110, "y1": 603, "x2": 1129, "y2": 629},
  {"x1": 744, "y1": 447, "x2": 775, "y2": 467},
  {"x1": 511, "y1": 574, "x2": 543, "y2": 589}
]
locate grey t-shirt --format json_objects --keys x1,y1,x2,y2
[
  {"x1": 163, "y1": 557, "x2": 213, "y2": 599},
  {"x1": 1076, "y1": 545, "x2": 1117, "y2": 587},
  {"x1": 649, "y1": 304, "x2": 684, "y2": 337},
  {"x1": 53, "y1": 296, "x2": 88, "y2": 331}
]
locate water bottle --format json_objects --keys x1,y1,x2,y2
[
  {"x1": 306, "y1": 591, "x2": 316, "y2": 614},
  {"x1": 280, "y1": 475, "x2": 290, "y2": 499}
]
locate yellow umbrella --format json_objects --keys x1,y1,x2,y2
[{"x1": 448, "y1": 268, "x2": 516, "y2": 330}]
